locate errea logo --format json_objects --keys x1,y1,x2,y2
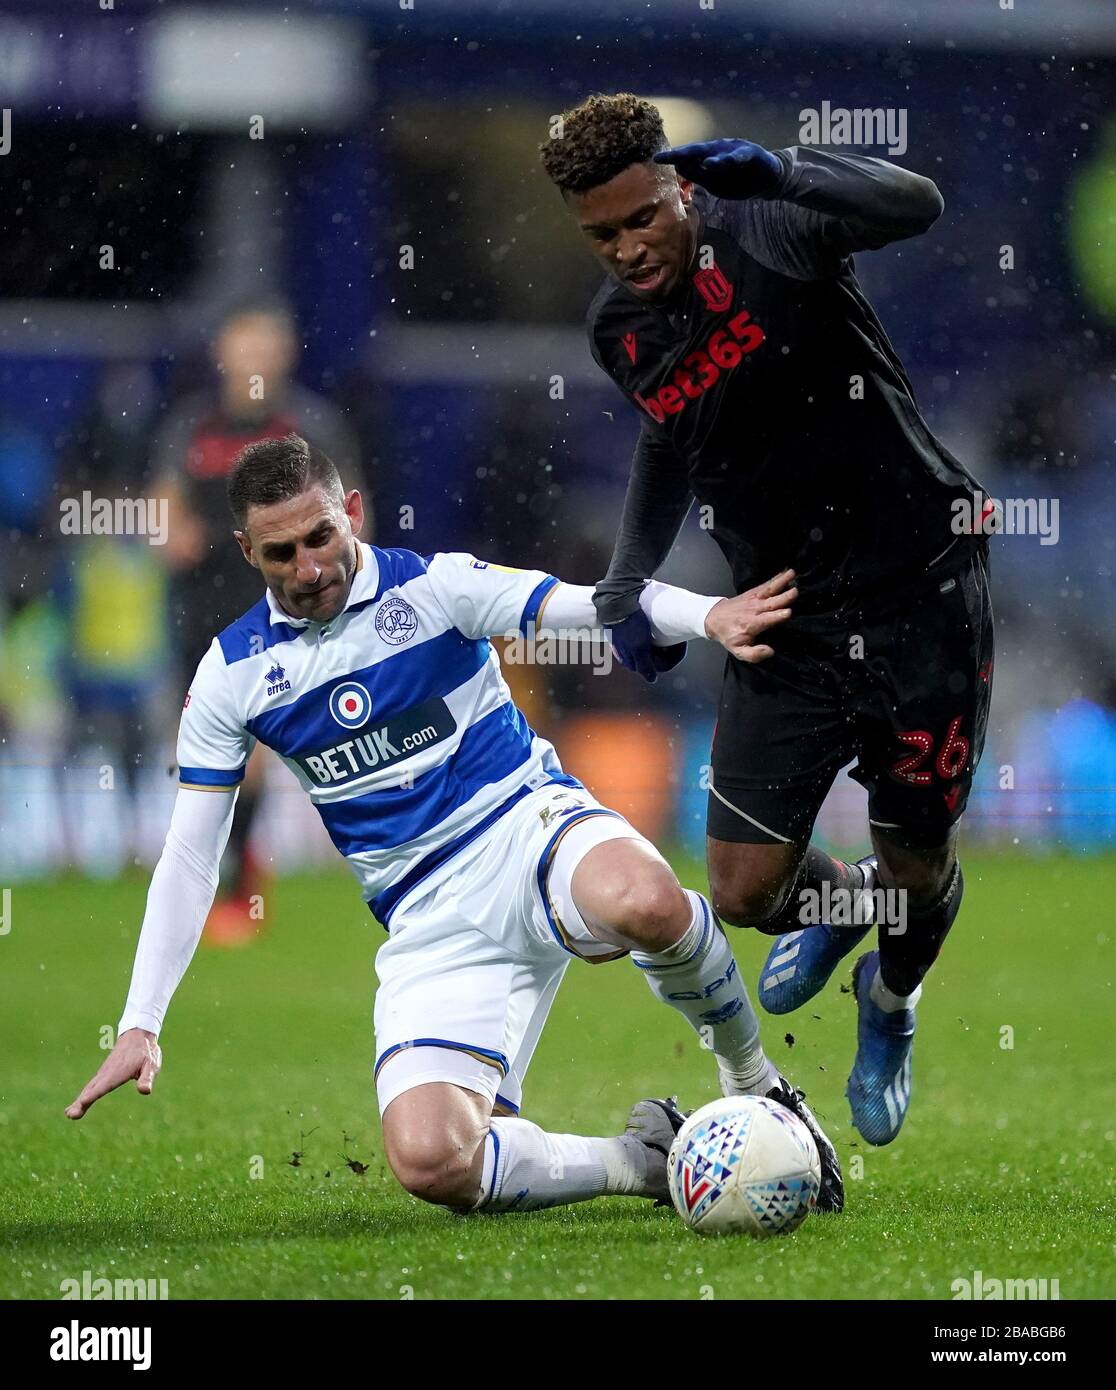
[{"x1": 265, "y1": 662, "x2": 291, "y2": 697}]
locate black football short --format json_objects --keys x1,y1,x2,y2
[{"x1": 707, "y1": 549, "x2": 993, "y2": 849}]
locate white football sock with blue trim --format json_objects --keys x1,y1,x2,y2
[
  {"x1": 631, "y1": 889, "x2": 779, "y2": 1097},
  {"x1": 472, "y1": 1117, "x2": 653, "y2": 1212}
]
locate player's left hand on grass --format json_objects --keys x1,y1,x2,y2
[
  {"x1": 607, "y1": 608, "x2": 687, "y2": 684},
  {"x1": 65, "y1": 1028, "x2": 162, "y2": 1120},
  {"x1": 654, "y1": 139, "x2": 784, "y2": 200},
  {"x1": 704, "y1": 567, "x2": 798, "y2": 663}
]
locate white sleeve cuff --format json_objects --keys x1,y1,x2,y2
[
  {"x1": 532, "y1": 582, "x2": 598, "y2": 633},
  {"x1": 117, "y1": 1012, "x2": 164, "y2": 1037},
  {"x1": 639, "y1": 580, "x2": 721, "y2": 642},
  {"x1": 535, "y1": 580, "x2": 720, "y2": 645}
]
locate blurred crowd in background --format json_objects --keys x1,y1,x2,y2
[{"x1": 1, "y1": 0, "x2": 1115, "y2": 884}]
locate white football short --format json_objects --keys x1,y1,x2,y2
[{"x1": 372, "y1": 782, "x2": 652, "y2": 1116}]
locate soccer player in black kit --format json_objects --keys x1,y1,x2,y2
[{"x1": 540, "y1": 94, "x2": 994, "y2": 1146}]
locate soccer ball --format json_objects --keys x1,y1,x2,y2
[{"x1": 667, "y1": 1095, "x2": 821, "y2": 1238}]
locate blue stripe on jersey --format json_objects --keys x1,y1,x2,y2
[
  {"x1": 244, "y1": 629, "x2": 489, "y2": 757},
  {"x1": 373, "y1": 546, "x2": 431, "y2": 600},
  {"x1": 321, "y1": 700, "x2": 533, "y2": 859},
  {"x1": 520, "y1": 575, "x2": 559, "y2": 631},
  {"x1": 217, "y1": 595, "x2": 306, "y2": 666},
  {"x1": 369, "y1": 769, "x2": 586, "y2": 927},
  {"x1": 371, "y1": 781, "x2": 534, "y2": 927},
  {"x1": 215, "y1": 547, "x2": 428, "y2": 667},
  {"x1": 178, "y1": 764, "x2": 246, "y2": 788},
  {"x1": 344, "y1": 597, "x2": 379, "y2": 619}
]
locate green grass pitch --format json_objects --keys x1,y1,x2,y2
[{"x1": 2, "y1": 855, "x2": 1113, "y2": 1300}]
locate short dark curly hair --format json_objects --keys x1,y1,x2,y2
[
  {"x1": 228, "y1": 432, "x2": 343, "y2": 529},
  {"x1": 538, "y1": 93, "x2": 667, "y2": 194}
]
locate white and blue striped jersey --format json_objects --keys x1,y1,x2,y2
[{"x1": 177, "y1": 543, "x2": 582, "y2": 926}]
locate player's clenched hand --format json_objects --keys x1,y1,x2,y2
[
  {"x1": 65, "y1": 1029, "x2": 162, "y2": 1120},
  {"x1": 704, "y1": 568, "x2": 797, "y2": 663},
  {"x1": 653, "y1": 139, "x2": 784, "y2": 200}
]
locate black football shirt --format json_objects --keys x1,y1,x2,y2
[{"x1": 589, "y1": 146, "x2": 985, "y2": 627}]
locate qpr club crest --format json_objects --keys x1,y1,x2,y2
[
  {"x1": 329, "y1": 681, "x2": 373, "y2": 729},
  {"x1": 375, "y1": 595, "x2": 418, "y2": 646}
]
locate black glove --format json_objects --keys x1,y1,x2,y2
[
  {"x1": 607, "y1": 609, "x2": 687, "y2": 684},
  {"x1": 654, "y1": 138, "x2": 784, "y2": 200}
]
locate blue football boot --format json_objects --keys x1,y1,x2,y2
[
  {"x1": 758, "y1": 856, "x2": 877, "y2": 1014},
  {"x1": 846, "y1": 949, "x2": 917, "y2": 1146}
]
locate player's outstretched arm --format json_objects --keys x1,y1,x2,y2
[
  {"x1": 65, "y1": 786, "x2": 236, "y2": 1120},
  {"x1": 656, "y1": 139, "x2": 943, "y2": 265},
  {"x1": 426, "y1": 550, "x2": 793, "y2": 673},
  {"x1": 538, "y1": 566, "x2": 797, "y2": 665},
  {"x1": 770, "y1": 144, "x2": 942, "y2": 248}
]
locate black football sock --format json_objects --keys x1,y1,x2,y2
[
  {"x1": 877, "y1": 860, "x2": 964, "y2": 997},
  {"x1": 754, "y1": 846, "x2": 866, "y2": 937}
]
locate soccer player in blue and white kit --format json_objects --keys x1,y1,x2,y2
[{"x1": 66, "y1": 433, "x2": 843, "y2": 1215}]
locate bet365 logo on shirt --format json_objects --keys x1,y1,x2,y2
[{"x1": 635, "y1": 307, "x2": 765, "y2": 424}]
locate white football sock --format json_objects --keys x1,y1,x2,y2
[
  {"x1": 472, "y1": 1117, "x2": 656, "y2": 1212},
  {"x1": 630, "y1": 890, "x2": 779, "y2": 1097},
  {"x1": 870, "y1": 966, "x2": 922, "y2": 1013},
  {"x1": 836, "y1": 861, "x2": 874, "y2": 929}
]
